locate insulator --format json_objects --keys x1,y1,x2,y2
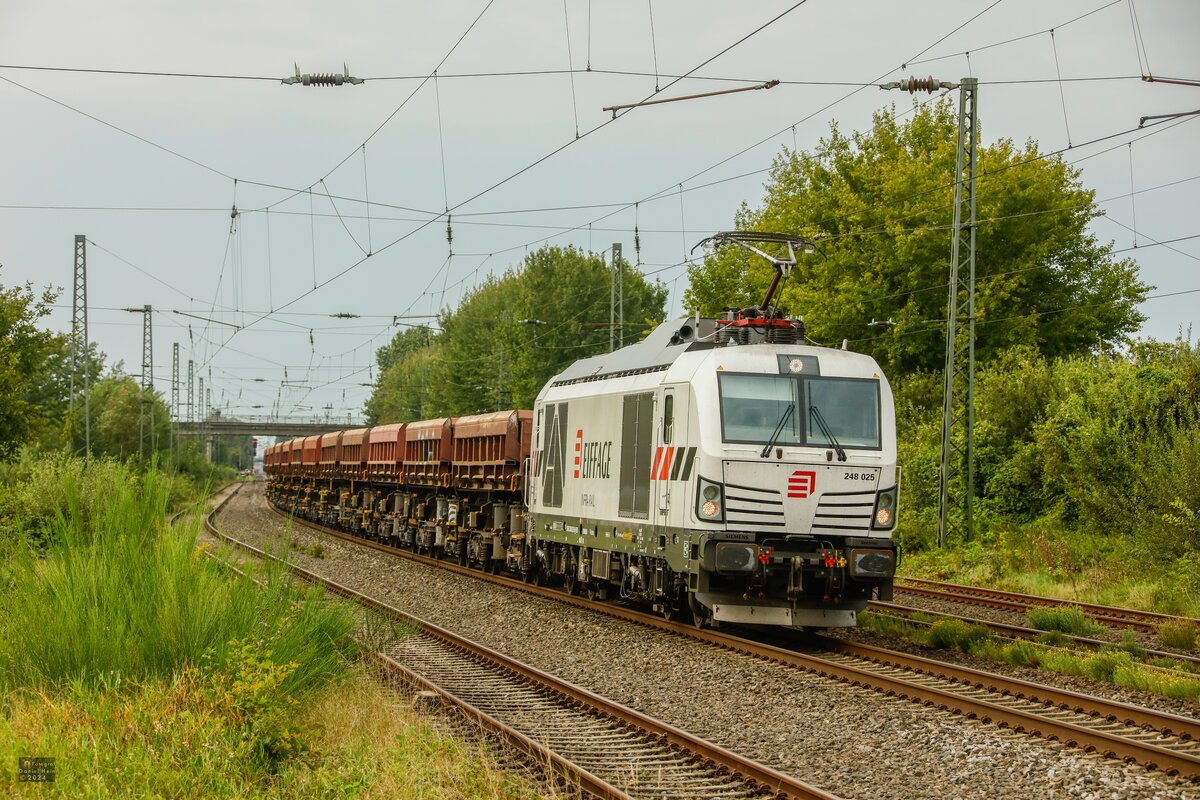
[
  {"x1": 897, "y1": 75, "x2": 941, "y2": 94},
  {"x1": 302, "y1": 73, "x2": 345, "y2": 86},
  {"x1": 446, "y1": 216, "x2": 453, "y2": 246}
]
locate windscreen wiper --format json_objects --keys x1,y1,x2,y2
[
  {"x1": 809, "y1": 405, "x2": 847, "y2": 462},
  {"x1": 760, "y1": 405, "x2": 795, "y2": 458}
]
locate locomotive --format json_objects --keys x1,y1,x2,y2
[{"x1": 265, "y1": 233, "x2": 899, "y2": 629}]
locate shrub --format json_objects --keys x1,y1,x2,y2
[
  {"x1": 1002, "y1": 641, "x2": 1042, "y2": 667},
  {"x1": 1026, "y1": 605, "x2": 1104, "y2": 636},
  {"x1": 1035, "y1": 630, "x2": 1070, "y2": 647},
  {"x1": 926, "y1": 619, "x2": 992, "y2": 652},
  {"x1": 1114, "y1": 630, "x2": 1147, "y2": 659},
  {"x1": 1084, "y1": 650, "x2": 1135, "y2": 682},
  {"x1": 1157, "y1": 620, "x2": 1199, "y2": 651}
]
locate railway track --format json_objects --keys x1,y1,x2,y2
[
  {"x1": 207, "y1": 488, "x2": 834, "y2": 800},
  {"x1": 248, "y1": 492, "x2": 1200, "y2": 781},
  {"x1": 867, "y1": 600, "x2": 1200, "y2": 672},
  {"x1": 895, "y1": 578, "x2": 1200, "y2": 634}
]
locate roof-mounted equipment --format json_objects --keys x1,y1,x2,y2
[{"x1": 692, "y1": 231, "x2": 819, "y2": 345}]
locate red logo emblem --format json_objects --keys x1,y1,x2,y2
[{"x1": 788, "y1": 470, "x2": 816, "y2": 498}]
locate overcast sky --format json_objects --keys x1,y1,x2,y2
[{"x1": 2, "y1": 0, "x2": 1197, "y2": 424}]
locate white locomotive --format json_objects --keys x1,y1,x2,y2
[{"x1": 526, "y1": 233, "x2": 898, "y2": 628}]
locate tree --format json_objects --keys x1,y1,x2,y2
[
  {"x1": 366, "y1": 246, "x2": 667, "y2": 421},
  {"x1": 0, "y1": 269, "x2": 67, "y2": 459},
  {"x1": 684, "y1": 99, "x2": 1150, "y2": 377},
  {"x1": 89, "y1": 374, "x2": 171, "y2": 461}
]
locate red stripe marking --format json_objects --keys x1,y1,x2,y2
[
  {"x1": 650, "y1": 447, "x2": 663, "y2": 479},
  {"x1": 658, "y1": 447, "x2": 674, "y2": 481}
]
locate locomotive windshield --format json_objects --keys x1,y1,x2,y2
[{"x1": 718, "y1": 373, "x2": 881, "y2": 450}]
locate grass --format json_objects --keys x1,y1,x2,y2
[
  {"x1": 1157, "y1": 620, "x2": 1199, "y2": 651},
  {"x1": 0, "y1": 460, "x2": 356, "y2": 696},
  {"x1": 0, "y1": 457, "x2": 545, "y2": 797},
  {"x1": 1025, "y1": 606, "x2": 1105, "y2": 636},
  {"x1": 0, "y1": 667, "x2": 554, "y2": 799},
  {"x1": 858, "y1": 611, "x2": 1200, "y2": 706},
  {"x1": 898, "y1": 527, "x2": 1200, "y2": 617}
]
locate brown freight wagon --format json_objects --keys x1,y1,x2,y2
[
  {"x1": 404, "y1": 418, "x2": 453, "y2": 487},
  {"x1": 289, "y1": 438, "x2": 304, "y2": 478},
  {"x1": 366, "y1": 423, "x2": 406, "y2": 482},
  {"x1": 319, "y1": 431, "x2": 342, "y2": 479},
  {"x1": 451, "y1": 410, "x2": 532, "y2": 491},
  {"x1": 300, "y1": 435, "x2": 322, "y2": 478},
  {"x1": 337, "y1": 427, "x2": 371, "y2": 481}
]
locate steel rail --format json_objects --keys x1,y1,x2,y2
[
  {"x1": 897, "y1": 578, "x2": 1200, "y2": 632},
  {"x1": 868, "y1": 600, "x2": 1200, "y2": 672},
  {"x1": 258, "y1": 495, "x2": 1200, "y2": 779},
  {"x1": 209, "y1": 499, "x2": 836, "y2": 800}
]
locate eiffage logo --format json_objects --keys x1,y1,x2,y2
[{"x1": 787, "y1": 470, "x2": 816, "y2": 499}]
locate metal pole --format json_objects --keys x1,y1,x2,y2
[
  {"x1": 142, "y1": 304, "x2": 153, "y2": 459},
  {"x1": 70, "y1": 235, "x2": 90, "y2": 457},
  {"x1": 187, "y1": 359, "x2": 195, "y2": 424},
  {"x1": 171, "y1": 342, "x2": 180, "y2": 459},
  {"x1": 609, "y1": 247, "x2": 615, "y2": 353},
  {"x1": 613, "y1": 243, "x2": 624, "y2": 349},
  {"x1": 936, "y1": 77, "x2": 979, "y2": 547}
]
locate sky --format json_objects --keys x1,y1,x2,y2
[{"x1": 2, "y1": 0, "x2": 1197, "y2": 425}]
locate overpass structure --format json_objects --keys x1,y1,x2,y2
[{"x1": 174, "y1": 415, "x2": 363, "y2": 439}]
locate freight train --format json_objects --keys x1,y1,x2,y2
[{"x1": 265, "y1": 233, "x2": 899, "y2": 629}]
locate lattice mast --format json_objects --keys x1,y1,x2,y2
[
  {"x1": 938, "y1": 79, "x2": 979, "y2": 546},
  {"x1": 70, "y1": 235, "x2": 91, "y2": 457},
  {"x1": 140, "y1": 305, "x2": 154, "y2": 458},
  {"x1": 878, "y1": 75, "x2": 980, "y2": 547}
]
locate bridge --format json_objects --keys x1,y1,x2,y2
[{"x1": 174, "y1": 415, "x2": 364, "y2": 439}]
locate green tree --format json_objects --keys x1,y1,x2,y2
[
  {"x1": 684, "y1": 99, "x2": 1150, "y2": 377},
  {"x1": 0, "y1": 270, "x2": 67, "y2": 459},
  {"x1": 366, "y1": 246, "x2": 667, "y2": 421},
  {"x1": 89, "y1": 374, "x2": 172, "y2": 461}
]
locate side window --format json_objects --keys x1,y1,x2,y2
[{"x1": 663, "y1": 394, "x2": 674, "y2": 444}]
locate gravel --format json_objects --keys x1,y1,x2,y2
[{"x1": 214, "y1": 484, "x2": 1200, "y2": 800}]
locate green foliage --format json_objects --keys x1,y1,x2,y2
[
  {"x1": 1035, "y1": 630, "x2": 1071, "y2": 647},
  {"x1": 211, "y1": 640, "x2": 308, "y2": 766},
  {"x1": 926, "y1": 618, "x2": 992, "y2": 652},
  {"x1": 0, "y1": 668, "x2": 543, "y2": 799},
  {"x1": 86, "y1": 373, "x2": 173, "y2": 461},
  {"x1": 1002, "y1": 641, "x2": 1041, "y2": 668},
  {"x1": 0, "y1": 271, "x2": 68, "y2": 458},
  {"x1": 684, "y1": 99, "x2": 1149, "y2": 376},
  {"x1": 1157, "y1": 620, "x2": 1199, "y2": 651},
  {"x1": 1114, "y1": 630, "x2": 1147, "y2": 660},
  {"x1": 367, "y1": 245, "x2": 666, "y2": 422},
  {"x1": 896, "y1": 337, "x2": 1200, "y2": 616},
  {"x1": 1025, "y1": 606, "x2": 1104, "y2": 636},
  {"x1": 0, "y1": 458, "x2": 357, "y2": 692}
]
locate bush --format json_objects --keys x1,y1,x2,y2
[
  {"x1": 1026, "y1": 606, "x2": 1104, "y2": 636},
  {"x1": 926, "y1": 619, "x2": 992, "y2": 652},
  {"x1": 1157, "y1": 620, "x2": 1199, "y2": 651}
]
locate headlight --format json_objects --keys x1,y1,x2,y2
[
  {"x1": 715, "y1": 542, "x2": 759, "y2": 573},
  {"x1": 696, "y1": 477, "x2": 724, "y2": 522},
  {"x1": 848, "y1": 548, "x2": 896, "y2": 578},
  {"x1": 873, "y1": 488, "x2": 897, "y2": 529}
]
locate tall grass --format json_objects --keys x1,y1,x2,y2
[{"x1": 0, "y1": 458, "x2": 356, "y2": 695}]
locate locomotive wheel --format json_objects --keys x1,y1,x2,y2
[
  {"x1": 564, "y1": 571, "x2": 578, "y2": 596},
  {"x1": 661, "y1": 597, "x2": 683, "y2": 622},
  {"x1": 584, "y1": 581, "x2": 599, "y2": 601},
  {"x1": 688, "y1": 592, "x2": 711, "y2": 630}
]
